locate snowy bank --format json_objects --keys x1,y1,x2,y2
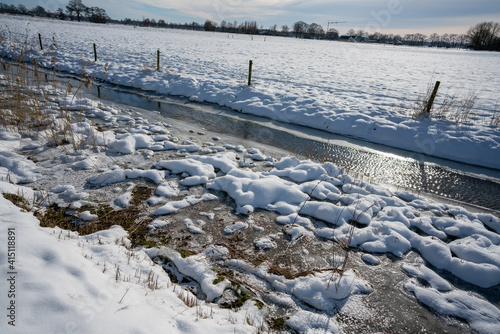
[
  {"x1": 1, "y1": 14, "x2": 500, "y2": 169},
  {"x1": 0, "y1": 192, "x2": 256, "y2": 333}
]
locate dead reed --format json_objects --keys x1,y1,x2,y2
[
  {"x1": 0, "y1": 30, "x2": 96, "y2": 152},
  {"x1": 409, "y1": 80, "x2": 481, "y2": 124}
]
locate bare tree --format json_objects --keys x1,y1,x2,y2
[
  {"x1": 449, "y1": 34, "x2": 458, "y2": 47},
  {"x1": 85, "y1": 6, "x2": 109, "y2": 24},
  {"x1": 404, "y1": 33, "x2": 426, "y2": 46},
  {"x1": 56, "y1": 8, "x2": 66, "y2": 20},
  {"x1": 440, "y1": 33, "x2": 449, "y2": 47},
  {"x1": 416, "y1": 33, "x2": 427, "y2": 45},
  {"x1": 220, "y1": 20, "x2": 227, "y2": 32},
  {"x1": 32, "y1": 5, "x2": 47, "y2": 17},
  {"x1": 308, "y1": 23, "x2": 324, "y2": 39},
  {"x1": 356, "y1": 29, "x2": 366, "y2": 38},
  {"x1": 0, "y1": 4, "x2": 17, "y2": 14},
  {"x1": 467, "y1": 21, "x2": 500, "y2": 50},
  {"x1": 382, "y1": 33, "x2": 390, "y2": 42},
  {"x1": 203, "y1": 20, "x2": 216, "y2": 31},
  {"x1": 282, "y1": 25, "x2": 289, "y2": 36},
  {"x1": 17, "y1": 4, "x2": 27, "y2": 14},
  {"x1": 458, "y1": 34, "x2": 470, "y2": 47},
  {"x1": 370, "y1": 32, "x2": 382, "y2": 41},
  {"x1": 66, "y1": 0, "x2": 86, "y2": 22},
  {"x1": 270, "y1": 24, "x2": 277, "y2": 35},
  {"x1": 429, "y1": 33, "x2": 439, "y2": 47},
  {"x1": 239, "y1": 21, "x2": 258, "y2": 34},
  {"x1": 293, "y1": 21, "x2": 308, "y2": 38}
]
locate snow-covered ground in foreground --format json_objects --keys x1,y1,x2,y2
[
  {"x1": 1, "y1": 69, "x2": 500, "y2": 333},
  {"x1": 1, "y1": 14, "x2": 500, "y2": 169},
  {"x1": 0, "y1": 197, "x2": 258, "y2": 333}
]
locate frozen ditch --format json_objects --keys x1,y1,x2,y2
[
  {"x1": 74, "y1": 72, "x2": 500, "y2": 213},
  {"x1": 83, "y1": 148, "x2": 500, "y2": 333},
  {"x1": 82, "y1": 82, "x2": 500, "y2": 333},
  {"x1": 2, "y1": 60, "x2": 500, "y2": 333}
]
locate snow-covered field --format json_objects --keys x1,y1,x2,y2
[
  {"x1": 1, "y1": 14, "x2": 500, "y2": 169},
  {"x1": 1, "y1": 14, "x2": 500, "y2": 333}
]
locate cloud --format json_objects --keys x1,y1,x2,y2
[
  {"x1": 11, "y1": 0, "x2": 496, "y2": 35},
  {"x1": 131, "y1": 0, "x2": 300, "y2": 21}
]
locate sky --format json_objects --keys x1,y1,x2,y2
[{"x1": 4, "y1": 0, "x2": 500, "y2": 35}]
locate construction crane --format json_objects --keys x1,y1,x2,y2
[
  {"x1": 326, "y1": 21, "x2": 346, "y2": 33},
  {"x1": 326, "y1": 21, "x2": 345, "y2": 39}
]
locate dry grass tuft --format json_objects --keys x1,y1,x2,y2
[
  {"x1": 489, "y1": 100, "x2": 500, "y2": 126},
  {"x1": 37, "y1": 185, "x2": 153, "y2": 246},
  {"x1": 408, "y1": 81, "x2": 481, "y2": 124},
  {"x1": 0, "y1": 30, "x2": 98, "y2": 152},
  {"x1": 3, "y1": 192, "x2": 30, "y2": 211}
]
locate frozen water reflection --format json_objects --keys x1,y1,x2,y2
[{"x1": 87, "y1": 81, "x2": 500, "y2": 213}]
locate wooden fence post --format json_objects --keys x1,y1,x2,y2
[
  {"x1": 248, "y1": 60, "x2": 253, "y2": 86},
  {"x1": 157, "y1": 50, "x2": 160, "y2": 71},
  {"x1": 424, "y1": 81, "x2": 440, "y2": 114},
  {"x1": 93, "y1": 43, "x2": 97, "y2": 62},
  {"x1": 38, "y1": 33, "x2": 43, "y2": 51}
]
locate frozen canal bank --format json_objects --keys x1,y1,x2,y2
[{"x1": 75, "y1": 76, "x2": 500, "y2": 213}]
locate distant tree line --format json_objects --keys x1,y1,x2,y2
[
  {"x1": 342, "y1": 29, "x2": 471, "y2": 48},
  {"x1": 292, "y1": 21, "x2": 327, "y2": 39},
  {"x1": 120, "y1": 17, "x2": 204, "y2": 31},
  {"x1": 2, "y1": 2, "x2": 499, "y2": 51},
  {"x1": 217, "y1": 20, "x2": 259, "y2": 34},
  {"x1": 0, "y1": 0, "x2": 109, "y2": 24},
  {"x1": 341, "y1": 25, "x2": 499, "y2": 50}
]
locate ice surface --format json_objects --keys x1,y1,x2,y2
[
  {"x1": 405, "y1": 280, "x2": 500, "y2": 334},
  {"x1": 0, "y1": 151, "x2": 42, "y2": 184}
]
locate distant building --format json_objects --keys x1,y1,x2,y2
[
  {"x1": 326, "y1": 29, "x2": 339, "y2": 40},
  {"x1": 339, "y1": 35, "x2": 356, "y2": 42}
]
